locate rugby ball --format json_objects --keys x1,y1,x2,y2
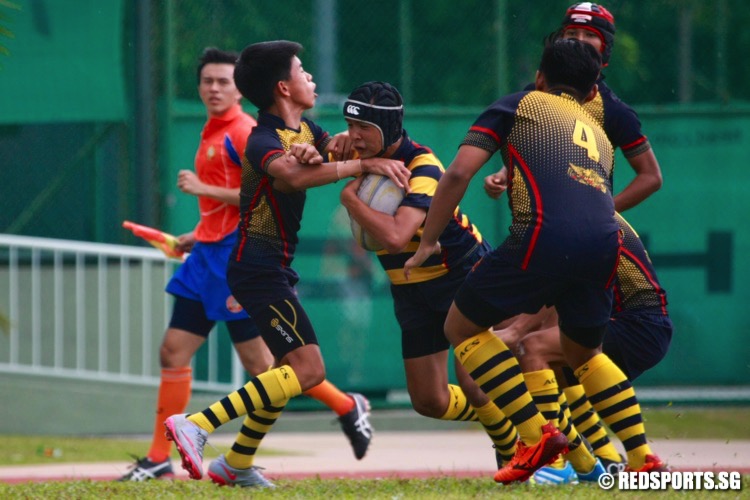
[{"x1": 350, "y1": 174, "x2": 406, "y2": 251}]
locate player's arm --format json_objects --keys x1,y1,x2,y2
[
  {"x1": 340, "y1": 176, "x2": 425, "y2": 254},
  {"x1": 177, "y1": 169, "x2": 240, "y2": 206},
  {"x1": 267, "y1": 154, "x2": 411, "y2": 193},
  {"x1": 404, "y1": 145, "x2": 491, "y2": 277},
  {"x1": 175, "y1": 231, "x2": 197, "y2": 253},
  {"x1": 326, "y1": 131, "x2": 355, "y2": 161},
  {"x1": 613, "y1": 148, "x2": 662, "y2": 212}
]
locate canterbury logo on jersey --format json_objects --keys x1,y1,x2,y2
[{"x1": 346, "y1": 104, "x2": 360, "y2": 115}]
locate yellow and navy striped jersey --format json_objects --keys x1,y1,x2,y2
[
  {"x1": 378, "y1": 133, "x2": 486, "y2": 285},
  {"x1": 614, "y1": 213, "x2": 669, "y2": 315},
  {"x1": 463, "y1": 90, "x2": 619, "y2": 284},
  {"x1": 233, "y1": 111, "x2": 330, "y2": 268}
]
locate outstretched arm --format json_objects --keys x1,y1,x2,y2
[{"x1": 268, "y1": 153, "x2": 411, "y2": 193}]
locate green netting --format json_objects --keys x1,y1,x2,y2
[{"x1": 0, "y1": 0, "x2": 125, "y2": 123}]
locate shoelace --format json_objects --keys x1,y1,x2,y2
[
  {"x1": 353, "y1": 413, "x2": 372, "y2": 439},
  {"x1": 121, "y1": 454, "x2": 169, "y2": 480}
]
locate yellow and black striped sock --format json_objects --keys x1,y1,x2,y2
[
  {"x1": 439, "y1": 384, "x2": 478, "y2": 421},
  {"x1": 225, "y1": 400, "x2": 288, "y2": 469},
  {"x1": 525, "y1": 369, "x2": 565, "y2": 468},
  {"x1": 563, "y1": 385, "x2": 622, "y2": 463},
  {"x1": 524, "y1": 370, "x2": 559, "y2": 424},
  {"x1": 557, "y1": 390, "x2": 597, "y2": 473},
  {"x1": 455, "y1": 331, "x2": 547, "y2": 444},
  {"x1": 576, "y1": 353, "x2": 651, "y2": 470},
  {"x1": 474, "y1": 401, "x2": 517, "y2": 465},
  {"x1": 188, "y1": 365, "x2": 302, "y2": 432}
]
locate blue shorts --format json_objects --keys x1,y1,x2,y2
[
  {"x1": 454, "y1": 251, "x2": 613, "y2": 348},
  {"x1": 166, "y1": 232, "x2": 248, "y2": 322},
  {"x1": 603, "y1": 310, "x2": 673, "y2": 380}
]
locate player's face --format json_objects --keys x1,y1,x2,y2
[
  {"x1": 563, "y1": 27, "x2": 603, "y2": 53},
  {"x1": 346, "y1": 119, "x2": 382, "y2": 159},
  {"x1": 286, "y1": 56, "x2": 317, "y2": 110},
  {"x1": 199, "y1": 63, "x2": 242, "y2": 117}
]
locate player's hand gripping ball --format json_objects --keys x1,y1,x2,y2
[{"x1": 349, "y1": 174, "x2": 405, "y2": 251}]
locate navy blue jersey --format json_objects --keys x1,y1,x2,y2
[
  {"x1": 524, "y1": 78, "x2": 651, "y2": 159},
  {"x1": 585, "y1": 79, "x2": 651, "y2": 158},
  {"x1": 613, "y1": 212, "x2": 669, "y2": 315},
  {"x1": 376, "y1": 132, "x2": 487, "y2": 284},
  {"x1": 232, "y1": 111, "x2": 330, "y2": 268},
  {"x1": 463, "y1": 90, "x2": 619, "y2": 283}
]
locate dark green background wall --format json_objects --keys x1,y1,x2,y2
[{"x1": 1, "y1": 0, "x2": 748, "y2": 394}]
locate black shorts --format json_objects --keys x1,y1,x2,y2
[
  {"x1": 602, "y1": 310, "x2": 673, "y2": 380},
  {"x1": 391, "y1": 250, "x2": 484, "y2": 359},
  {"x1": 169, "y1": 295, "x2": 261, "y2": 343},
  {"x1": 227, "y1": 261, "x2": 317, "y2": 359},
  {"x1": 454, "y1": 251, "x2": 613, "y2": 348}
]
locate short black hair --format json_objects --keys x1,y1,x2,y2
[
  {"x1": 196, "y1": 47, "x2": 239, "y2": 84},
  {"x1": 539, "y1": 38, "x2": 601, "y2": 101},
  {"x1": 234, "y1": 40, "x2": 303, "y2": 112}
]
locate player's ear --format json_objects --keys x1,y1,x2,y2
[
  {"x1": 276, "y1": 79, "x2": 290, "y2": 98},
  {"x1": 583, "y1": 83, "x2": 598, "y2": 104}
]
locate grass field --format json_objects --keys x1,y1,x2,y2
[
  {"x1": 3, "y1": 406, "x2": 748, "y2": 466},
  {"x1": 1, "y1": 406, "x2": 748, "y2": 498},
  {"x1": 2, "y1": 476, "x2": 748, "y2": 499}
]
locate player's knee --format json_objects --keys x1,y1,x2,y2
[
  {"x1": 288, "y1": 358, "x2": 326, "y2": 391},
  {"x1": 159, "y1": 343, "x2": 187, "y2": 368},
  {"x1": 242, "y1": 358, "x2": 272, "y2": 377},
  {"x1": 236, "y1": 343, "x2": 275, "y2": 376},
  {"x1": 410, "y1": 394, "x2": 447, "y2": 419}
]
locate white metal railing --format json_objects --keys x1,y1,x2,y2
[{"x1": 0, "y1": 234, "x2": 243, "y2": 391}]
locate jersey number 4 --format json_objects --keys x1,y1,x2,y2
[{"x1": 573, "y1": 120, "x2": 600, "y2": 162}]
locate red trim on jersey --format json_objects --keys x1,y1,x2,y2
[
  {"x1": 604, "y1": 230, "x2": 623, "y2": 290},
  {"x1": 621, "y1": 136, "x2": 647, "y2": 151},
  {"x1": 620, "y1": 246, "x2": 668, "y2": 315},
  {"x1": 469, "y1": 126, "x2": 502, "y2": 145},
  {"x1": 262, "y1": 182, "x2": 292, "y2": 268},
  {"x1": 612, "y1": 283, "x2": 624, "y2": 313},
  {"x1": 235, "y1": 177, "x2": 270, "y2": 261},
  {"x1": 261, "y1": 149, "x2": 285, "y2": 171},
  {"x1": 314, "y1": 132, "x2": 330, "y2": 149},
  {"x1": 508, "y1": 144, "x2": 543, "y2": 270}
]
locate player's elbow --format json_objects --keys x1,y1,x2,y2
[
  {"x1": 651, "y1": 171, "x2": 663, "y2": 191},
  {"x1": 381, "y1": 234, "x2": 412, "y2": 255}
]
